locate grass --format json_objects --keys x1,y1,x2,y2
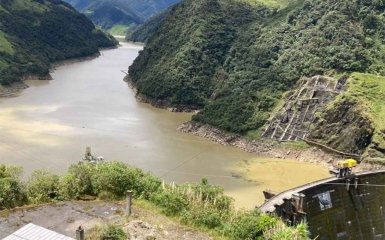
[
  {"x1": 126, "y1": 199, "x2": 227, "y2": 240},
  {"x1": 0, "y1": 31, "x2": 13, "y2": 55},
  {"x1": 278, "y1": 140, "x2": 309, "y2": 150},
  {"x1": 344, "y1": 73, "x2": 385, "y2": 152},
  {"x1": 12, "y1": 0, "x2": 48, "y2": 12},
  {"x1": 108, "y1": 24, "x2": 135, "y2": 36},
  {"x1": 250, "y1": 0, "x2": 293, "y2": 8}
]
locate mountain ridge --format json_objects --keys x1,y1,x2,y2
[
  {"x1": 63, "y1": 0, "x2": 181, "y2": 34},
  {"x1": 0, "y1": 0, "x2": 117, "y2": 86}
]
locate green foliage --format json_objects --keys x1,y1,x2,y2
[
  {"x1": 0, "y1": 165, "x2": 26, "y2": 209},
  {"x1": 326, "y1": 73, "x2": 385, "y2": 157},
  {"x1": 0, "y1": 162, "x2": 309, "y2": 239},
  {"x1": 129, "y1": 0, "x2": 385, "y2": 135},
  {"x1": 91, "y1": 162, "x2": 161, "y2": 199},
  {"x1": 108, "y1": 24, "x2": 133, "y2": 36},
  {"x1": 100, "y1": 225, "x2": 127, "y2": 240},
  {"x1": 129, "y1": 0, "x2": 262, "y2": 110},
  {"x1": 126, "y1": 9, "x2": 170, "y2": 43},
  {"x1": 64, "y1": 0, "x2": 180, "y2": 32},
  {"x1": 27, "y1": 170, "x2": 60, "y2": 204},
  {"x1": 0, "y1": 0, "x2": 117, "y2": 85},
  {"x1": 59, "y1": 162, "x2": 161, "y2": 199},
  {"x1": 181, "y1": 205, "x2": 223, "y2": 229},
  {"x1": 263, "y1": 222, "x2": 309, "y2": 240},
  {"x1": 224, "y1": 211, "x2": 278, "y2": 240},
  {"x1": 150, "y1": 191, "x2": 188, "y2": 216}
]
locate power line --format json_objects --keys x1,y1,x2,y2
[
  {"x1": 320, "y1": 182, "x2": 385, "y2": 187},
  {"x1": 160, "y1": 148, "x2": 210, "y2": 178}
]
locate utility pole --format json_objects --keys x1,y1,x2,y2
[{"x1": 126, "y1": 190, "x2": 133, "y2": 216}]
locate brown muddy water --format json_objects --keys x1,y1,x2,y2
[{"x1": 0, "y1": 42, "x2": 330, "y2": 209}]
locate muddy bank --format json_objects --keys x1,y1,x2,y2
[
  {"x1": 178, "y1": 121, "x2": 383, "y2": 171},
  {"x1": 124, "y1": 76, "x2": 200, "y2": 113},
  {"x1": 0, "y1": 52, "x2": 107, "y2": 98},
  {"x1": 0, "y1": 81, "x2": 29, "y2": 97}
]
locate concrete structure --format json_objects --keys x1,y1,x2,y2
[
  {"x1": 262, "y1": 75, "x2": 346, "y2": 141},
  {"x1": 3, "y1": 223, "x2": 75, "y2": 240},
  {"x1": 259, "y1": 170, "x2": 385, "y2": 239}
]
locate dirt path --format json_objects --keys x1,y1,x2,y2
[{"x1": 0, "y1": 201, "x2": 212, "y2": 240}]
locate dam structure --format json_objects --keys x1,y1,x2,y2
[{"x1": 260, "y1": 170, "x2": 385, "y2": 239}]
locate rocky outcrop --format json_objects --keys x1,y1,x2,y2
[{"x1": 308, "y1": 97, "x2": 374, "y2": 155}]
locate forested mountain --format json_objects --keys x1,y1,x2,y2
[
  {"x1": 0, "y1": 0, "x2": 117, "y2": 85},
  {"x1": 126, "y1": 9, "x2": 169, "y2": 43},
  {"x1": 129, "y1": 0, "x2": 385, "y2": 159},
  {"x1": 63, "y1": 0, "x2": 181, "y2": 34}
]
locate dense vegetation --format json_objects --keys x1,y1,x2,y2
[
  {"x1": 310, "y1": 73, "x2": 385, "y2": 158},
  {"x1": 0, "y1": 0, "x2": 117, "y2": 86},
  {"x1": 63, "y1": 0, "x2": 181, "y2": 35},
  {"x1": 126, "y1": 9, "x2": 170, "y2": 43},
  {"x1": 0, "y1": 162, "x2": 309, "y2": 239},
  {"x1": 129, "y1": 0, "x2": 385, "y2": 156}
]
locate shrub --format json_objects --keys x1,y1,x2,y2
[
  {"x1": 27, "y1": 170, "x2": 60, "y2": 204},
  {"x1": 66, "y1": 163, "x2": 97, "y2": 196},
  {"x1": 100, "y1": 225, "x2": 127, "y2": 240},
  {"x1": 263, "y1": 222, "x2": 309, "y2": 240},
  {"x1": 150, "y1": 191, "x2": 188, "y2": 216},
  {"x1": 0, "y1": 165, "x2": 27, "y2": 209},
  {"x1": 223, "y1": 210, "x2": 279, "y2": 240},
  {"x1": 181, "y1": 205, "x2": 223, "y2": 229},
  {"x1": 91, "y1": 162, "x2": 161, "y2": 199}
]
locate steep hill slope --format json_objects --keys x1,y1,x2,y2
[
  {"x1": 126, "y1": 9, "x2": 169, "y2": 43},
  {"x1": 63, "y1": 0, "x2": 181, "y2": 34},
  {"x1": 128, "y1": 0, "x2": 385, "y2": 158},
  {"x1": 0, "y1": 0, "x2": 117, "y2": 86}
]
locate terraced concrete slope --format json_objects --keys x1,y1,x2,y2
[
  {"x1": 0, "y1": 0, "x2": 117, "y2": 86},
  {"x1": 128, "y1": 0, "x2": 385, "y2": 159}
]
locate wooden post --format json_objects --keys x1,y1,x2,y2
[
  {"x1": 126, "y1": 190, "x2": 133, "y2": 216},
  {"x1": 76, "y1": 226, "x2": 85, "y2": 240}
]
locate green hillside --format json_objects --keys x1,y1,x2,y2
[
  {"x1": 129, "y1": 0, "x2": 385, "y2": 157},
  {"x1": 63, "y1": 0, "x2": 181, "y2": 35},
  {"x1": 126, "y1": 9, "x2": 170, "y2": 43},
  {"x1": 0, "y1": 0, "x2": 117, "y2": 85}
]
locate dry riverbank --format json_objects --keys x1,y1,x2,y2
[{"x1": 178, "y1": 121, "x2": 383, "y2": 172}]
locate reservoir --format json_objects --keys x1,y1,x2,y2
[{"x1": 0, "y1": 42, "x2": 329, "y2": 208}]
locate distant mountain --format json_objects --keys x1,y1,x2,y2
[
  {"x1": 0, "y1": 0, "x2": 117, "y2": 86},
  {"x1": 63, "y1": 0, "x2": 181, "y2": 35}
]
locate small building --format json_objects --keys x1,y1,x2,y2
[{"x1": 3, "y1": 223, "x2": 75, "y2": 240}]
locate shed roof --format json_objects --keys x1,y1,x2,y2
[{"x1": 3, "y1": 223, "x2": 75, "y2": 240}]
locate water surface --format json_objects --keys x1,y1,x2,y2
[{"x1": 0, "y1": 43, "x2": 330, "y2": 208}]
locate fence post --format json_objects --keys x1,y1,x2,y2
[
  {"x1": 76, "y1": 226, "x2": 85, "y2": 240},
  {"x1": 126, "y1": 190, "x2": 133, "y2": 216}
]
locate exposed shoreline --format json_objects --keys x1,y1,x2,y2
[
  {"x1": 177, "y1": 121, "x2": 384, "y2": 172},
  {"x1": 0, "y1": 49, "x2": 114, "y2": 98}
]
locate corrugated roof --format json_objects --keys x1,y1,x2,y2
[{"x1": 2, "y1": 223, "x2": 75, "y2": 240}]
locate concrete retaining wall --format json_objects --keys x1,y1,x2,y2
[{"x1": 259, "y1": 171, "x2": 385, "y2": 239}]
